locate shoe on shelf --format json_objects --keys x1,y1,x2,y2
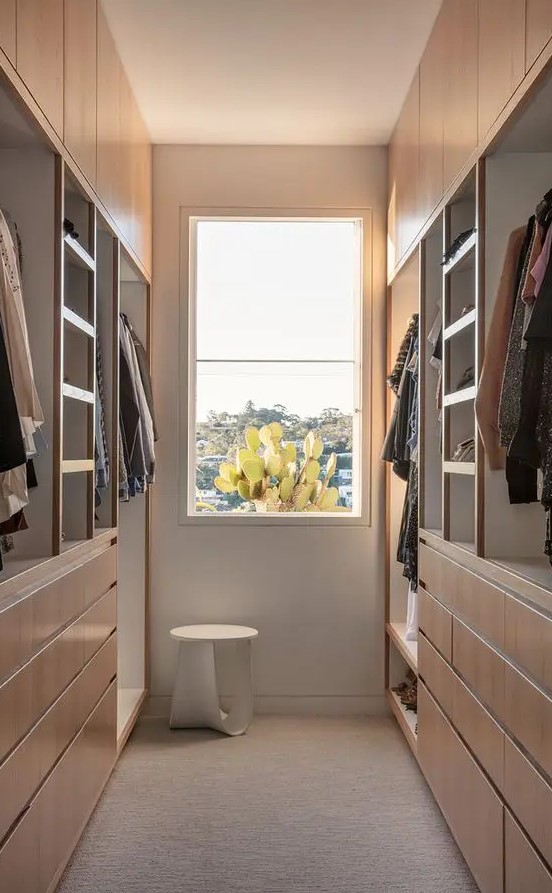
[{"x1": 451, "y1": 437, "x2": 475, "y2": 462}]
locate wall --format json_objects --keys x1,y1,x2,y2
[{"x1": 150, "y1": 145, "x2": 388, "y2": 715}]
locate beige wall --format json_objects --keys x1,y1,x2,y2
[{"x1": 150, "y1": 145, "x2": 388, "y2": 715}]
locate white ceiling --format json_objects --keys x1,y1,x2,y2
[{"x1": 102, "y1": 0, "x2": 442, "y2": 146}]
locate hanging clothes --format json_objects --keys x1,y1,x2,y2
[
  {"x1": 0, "y1": 210, "x2": 44, "y2": 524},
  {"x1": 119, "y1": 313, "x2": 156, "y2": 499}
]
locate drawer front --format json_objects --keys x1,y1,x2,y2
[
  {"x1": 84, "y1": 586, "x2": 116, "y2": 662},
  {"x1": 505, "y1": 594, "x2": 552, "y2": 695},
  {"x1": 452, "y1": 672, "x2": 505, "y2": 792},
  {"x1": 418, "y1": 682, "x2": 504, "y2": 893},
  {"x1": 418, "y1": 633, "x2": 454, "y2": 717},
  {"x1": 452, "y1": 617, "x2": 505, "y2": 718},
  {"x1": 0, "y1": 680, "x2": 116, "y2": 893},
  {"x1": 0, "y1": 545, "x2": 117, "y2": 683},
  {"x1": 505, "y1": 811, "x2": 552, "y2": 893},
  {"x1": 420, "y1": 543, "x2": 505, "y2": 646},
  {"x1": 0, "y1": 588, "x2": 117, "y2": 763},
  {"x1": 0, "y1": 633, "x2": 116, "y2": 843},
  {"x1": 418, "y1": 587, "x2": 452, "y2": 660},
  {"x1": 504, "y1": 661, "x2": 552, "y2": 779},
  {"x1": 504, "y1": 736, "x2": 552, "y2": 868}
]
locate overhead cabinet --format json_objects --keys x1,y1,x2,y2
[
  {"x1": 0, "y1": 0, "x2": 16, "y2": 65},
  {"x1": 64, "y1": 0, "x2": 98, "y2": 187},
  {"x1": 526, "y1": 0, "x2": 552, "y2": 70},
  {"x1": 478, "y1": 0, "x2": 525, "y2": 141},
  {"x1": 442, "y1": 0, "x2": 478, "y2": 189},
  {"x1": 16, "y1": 0, "x2": 64, "y2": 137},
  {"x1": 418, "y1": 5, "x2": 445, "y2": 227}
]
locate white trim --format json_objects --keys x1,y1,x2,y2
[
  {"x1": 178, "y1": 206, "x2": 373, "y2": 527},
  {"x1": 144, "y1": 694, "x2": 388, "y2": 718}
]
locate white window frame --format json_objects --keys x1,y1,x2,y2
[{"x1": 178, "y1": 206, "x2": 373, "y2": 526}]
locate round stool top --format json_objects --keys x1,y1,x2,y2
[{"x1": 170, "y1": 624, "x2": 258, "y2": 642}]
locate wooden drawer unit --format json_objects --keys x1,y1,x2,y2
[
  {"x1": 452, "y1": 617, "x2": 505, "y2": 718},
  {"x1": 504, "y1": 593, "x2": 552, "y2": 695},
  {"x1": 84, "y1": 586, "x2": 116, "y2": 662},
  {"x1": 0, "y1": 680, "x2": 116, "y2": 893},
  {"x1": 418, "y1": 587, "x2": 452, "y2": 660},
  {"x1": 452, "y1": 672, "x2": 505, "y2": 792},
  {"x1": 419, "y1": 543, "x2": 505, "y2": 646},
  {"x1": 0, "y1": 586, "x2": 116, "y2": 763},
  {"x1": 504, "y1": 661, "x2": 552, "y2": 779},
  {"x1": 418, "y1": 632, "x2": 454, "y2": 717},
  {"x1": 0, "y1": 545, "x2": 117, "y2": 683},
  {"x1": 418, "y1": 682, "x2": 504, "y2": 893},
  {"x1": 0, "y1": 633, "x2": 116, "y2": 843},
  {"x1": 504, "y1": 736, "x2": 552, "y2": 868},
  {"x1": 505, "y1": 811, "x2": 552, "y2": 893}
]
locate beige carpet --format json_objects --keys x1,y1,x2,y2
[{"x1": 58, "y1": 716, "x2": 477, "y2": 893}]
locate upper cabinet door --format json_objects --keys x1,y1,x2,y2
[
  {"x1": 419, "y1": 6, "x2": 446, "y2": 227},
  {"x1": 478, "y1": 0, "x2": 525, "y2": 141},
  {"x1": 389, "y1": 71, "x2": 421, "y2": 267},
  {"x1": 64, "y1": 0, "x2": 97, "y2": 186},
  {"x1": 0, "y1": 0, "x2": 16, "y2": 65},
  {"x1": 443, "y1": 0, "x2": 478, "y2": 190},
  {"x1": 97, "y1": 3, "x2": 121, "y2": 225},
  {"x1": 16, "y1": 0, "x2": 64, "y2": 136},
  {"x1": 526, "y1": 0, "x2": 552, "y2": 70}
]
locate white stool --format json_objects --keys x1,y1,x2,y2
[{"x1": 169, "y1": 624, "x2": 258, "y2": 736}]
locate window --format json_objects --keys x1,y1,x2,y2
[{"x1": 187, "y1": 213, "x2": 366, "y2": 518}]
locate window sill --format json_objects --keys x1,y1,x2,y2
[{"x1": 179, "y1": 511, "x2": 369, "y2": 528}]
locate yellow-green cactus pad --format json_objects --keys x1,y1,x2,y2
[
  {"x1": 237, "y1": 480, "x2": 251, "y2": 500},
  {"x1": 214, "y1": 476, "x2": 235, "y2": 494},
  {"x1": 242, "y1": 457, "x2": 265, "y2": 483},
  {"x1": 305, "y1": 459, "x2": 320, "y2": 484},
  {"x1": 312, "y1": 437, "x2": 324, "y2": 460},
  {"x1": 245, "y1": 426, "x2": 261, "y2": 451}
]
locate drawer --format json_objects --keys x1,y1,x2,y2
[
  {"x1": 84, "y1": 586, "x2": 116, "y2": 662},
  {"x1": 0, "y1": 588, "x2": 117, "y2": 762},
  {"x1": 418, "y1": 587, "x2": 452, "y2": 660},
  {"x1": 0, "y1": 680, "x2": 116, "y2": 893},
  {"x1": 420, "y1": 543, "x2": 505, "y2": 646},
  {"x1": 505, "y1": 810, "x2": 552, "y2": 893},
  {"x1": 0, "y1": 633, "x2": 116, "y2": 842},
  {"x1": 452, "y1": 617, "x2": 505, "y2": 718},
  {"x1": 504, "y1": 661, "x2": 552, "y2": 779},
  {"x1": 505, "y1": 594, "x2": 552, "y2": 695},
  {"x1": 452, "y1": 672, "x2": 504, "y2": 792},
  {"x1": 418, "y1": 633, "x2": 454, "y2": 717},
  {"x1": 418, "y1": 682, "x2": 504, "y2": 893},
  {"x1": 0, "y1": 544, "x2": 117, "y2": 683},
  {"x1": 504, "y1": 736, "x2": 552, "y2": 868}
]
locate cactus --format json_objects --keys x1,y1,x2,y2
[{"x1": 214, "y1": 425, "x2": 344, "y2": 512}]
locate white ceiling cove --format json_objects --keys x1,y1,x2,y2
[{"x1": 102, "y1": 0, "x2": 442, "y2": 145}]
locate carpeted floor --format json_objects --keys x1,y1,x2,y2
[{"x1": 58, "y1": 716, "x2": 478, "y2": 893}]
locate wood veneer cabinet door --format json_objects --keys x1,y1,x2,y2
[
  {"x1": 419, "y1": 6, "x2": 445, "y2": 225},
  {"x1": 396, "y1": 71, "x2": 421, "y2": 262},
  {"x1": 97, "y1": 3, "x2": 121, "y2": 226},
  {"x1": 505, "y1": 811, "x2": 552, "y2": 893},
  {"x1": 64, "y1": 0, "x2": 97, "y2": 186},
  {"x1": 526, "y1": 0, "x2": 552, "y2": 70},
  {"x1": 442, "y1": 0, "x2": 478, "y2": 189},
  {"x1": 478, "y1": 0, "x2": 525, "y2": 141},
  {"x1": 0, "y1": 0, "x2": 16, "y2": 65},
  {"x1": 16, "y1": 0, "x2": 64, "y2": 136}
]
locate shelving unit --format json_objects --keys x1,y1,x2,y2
[
  {"x1": 386, "y1": 689, "x2": 417, "y2": 754},
  {"x1": 386, "y1": 622, "x2": 418, "y2": 673}
]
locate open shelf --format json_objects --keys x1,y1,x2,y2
[
  {"x1": 442, "y1": 231, "x2": 477, "y2": 276},
  {"x1": 62, "y1": 382, "x2": 94, "y2": 404},
  {"x1": 62, "y1": 459, "x2": 94, "y2": 473},
  {"x1": 443, "y1": 461, "x2": 476, "y2": 476},
  {"x1": 443, "y1": 308, "x2": 476, "y2": 341},
  {"x1": 443, "y1": 385, "x2": 477, "y2": 407},
  {"x1": 386, "y1": 621, "x2": 418, "y2": 672},
  {"x1": 64, "y1": 234, "x2": 95, "y2": 272},
  {"x1": 63, "y1": 306, "x2": 94, "y2": 338},
  {"x1": 386, "y1": 689, "x2": 417, "y2": 755}
]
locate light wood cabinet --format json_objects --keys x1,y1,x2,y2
[
  {"x1": 419, "y1": 6, "x2": 445, "y2": 226},
  {"x1": 97, "y1": 3, "x2": 121, "y2": 228},
  {"x1": 390, "y1": 71, "x2": 421, "y2": 264},
  {"x1": 0, "y1": 0, "x2": 16, "y2": 65},
  {"x1": 478, "y1": 0, "x2": 525, "y2": 140},
  {"x1": 418, "y1": 587, "x2": 452, "y2": 660},
  {"x1": 526, "y1": 0, "x2": 552, "y2": 70},
  {"x1": 504, "y1": 736, "x2": 552, "y2": 868},
  {"x1": 452, "y1": 617, "x2": 505, "y2": 718},
  {"x1": 16, "y1": 0, "x2": 64, "y2": 136},
  {"x1": 64, "y1": 0, "x2": 97, "y2": 186},
  {"x1": 505, "y1": 811, "x2": 552, "y2": 893},
  {"x1": 442, "y1": 0, "x2": 478, "y2": 190},
  {"x1": 418, "y1": 682, "x2": 504, "y2": 893}
]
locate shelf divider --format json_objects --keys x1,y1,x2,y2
[
  {"x1": 62, "y1": 382, "x2": 95, "y2": 404},
  {"x1": 443, "y1": 308, "x2": 476, "y2": 341},
  {"x1": 442, "y1": 231, "x2": 477, "y2": 276},
  {"x1": 64, "y1": 234, "x2": 96, "y2": 272},
  {"x1": 62, "y1": 306, "x2": 95, "y2": 338},
  {"x1": 443, "y1": 461, "x2": 476, "y2": 476},
  {"x1": 443, "y1": 385, "x2": 477, "y2": 407},
  {"x1": 62, "y1": 459, "x2": 94, "y2": 473}
]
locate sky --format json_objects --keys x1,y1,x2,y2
[{"x1": 193, "y1": 219, "x2": 361, "y2": 420}]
